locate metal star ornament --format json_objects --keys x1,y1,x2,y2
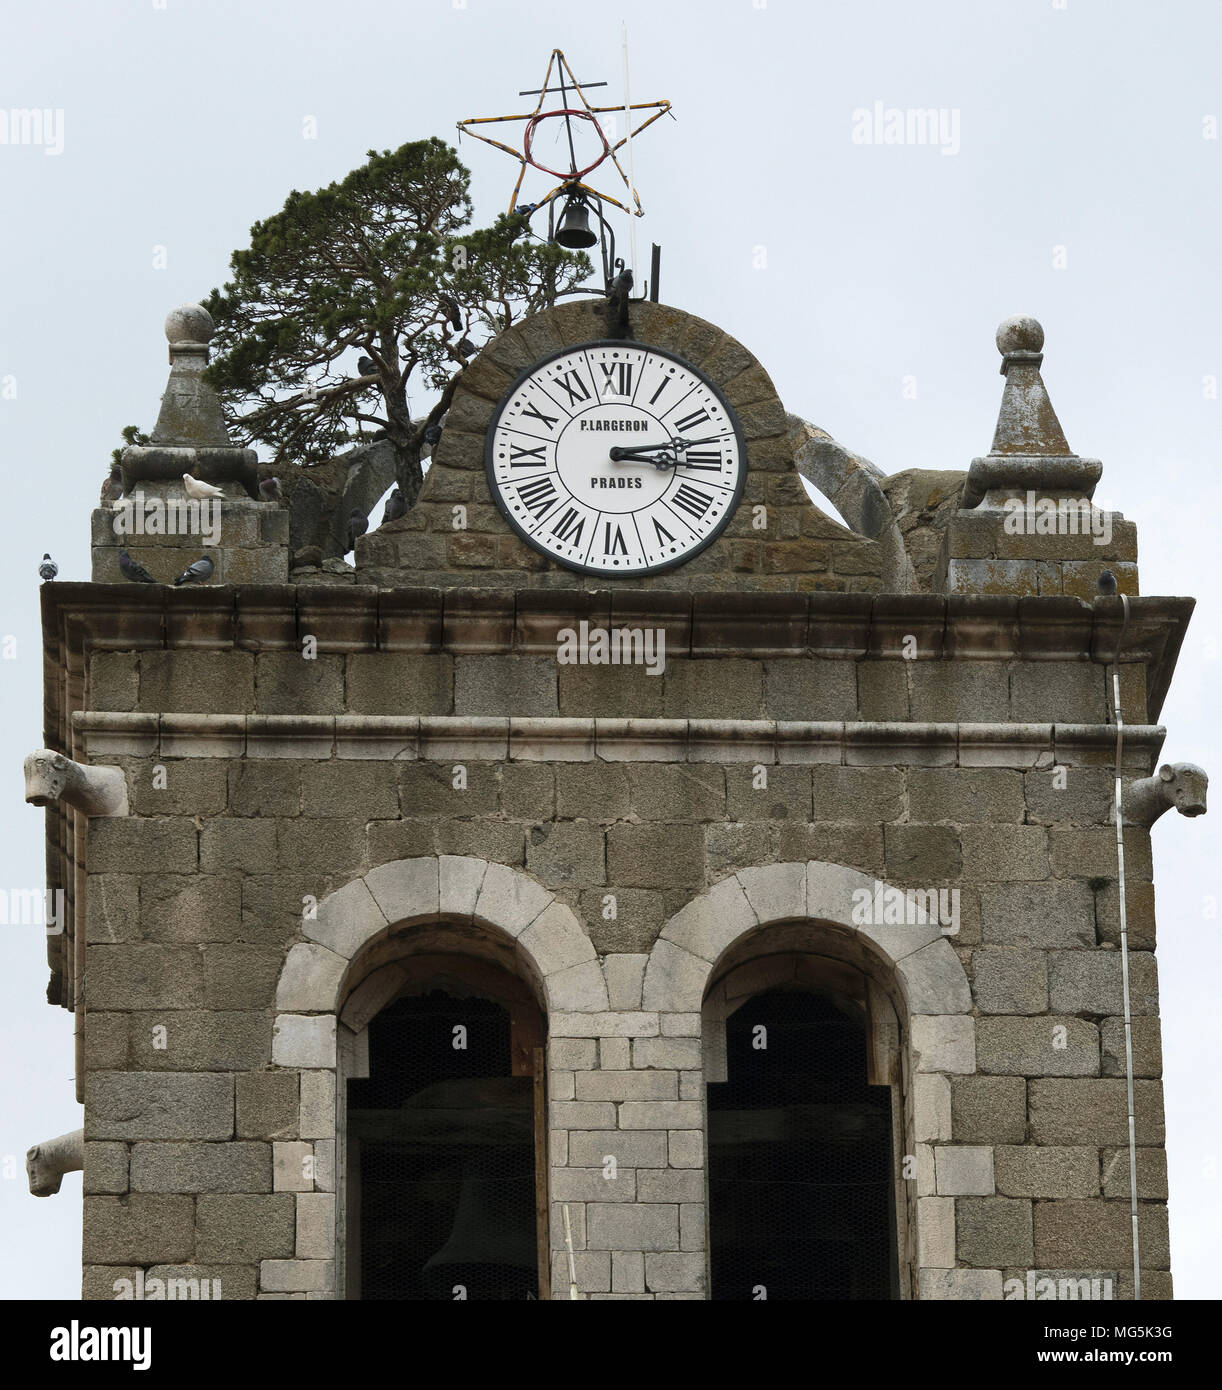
[{"x1": 457, "y1": 48, "x2": 672, "y2": 219}]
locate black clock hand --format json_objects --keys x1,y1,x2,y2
[{"x1": 608, "y1": 434, "x2": 724, "y2": 462}]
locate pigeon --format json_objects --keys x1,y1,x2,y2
[
  {"x1": 357, "y1": 356, "x2": 376, "y2": 376},
  {"x1": 174, "y1": 555, "x2": 215, "y2": 586},
  {"x1": 423, "y1": 423, "x2": 442, "y2": 447},
  {"x1": 346, "y1": 507, "x2": 369, "y2": 552},
  {"x1": 183, "y1": 473, "x2": 224, "y2": 501},
  {"x1": 381, "y1": 489, "x2": 406, "y2": 526},
  {"x1": 38, "y1": 553, "x2": 58, "y2": 582},
  {"x1": 119, "y1": 549, "x2": 157, "y2": 584},
  {"x1": 1097, "y1": 570, "x2": 1118, "y2": 597},
  {"x1": 100, "y1": 465, "x2": 123, "y2": 507},
  {"x1": 456, "y1": 337, "x2": 476, "y2": 358},
  {"x1": 258, "y1": 477, "x2": 283, "y2": 503},
  {"x1": 440, "y1": 295, "x2": 462, "y2": 330}
]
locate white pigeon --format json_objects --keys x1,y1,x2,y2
[{"x1": 183, "y1": 473, "x2": 224, "y2": 500}]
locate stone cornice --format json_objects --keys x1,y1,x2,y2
[
  {"x1": 41, "y1": 585, "x2": 1193, "y2": 748},
  {"x1": 72, "y1": 711, "x2": 1165, "y2": 772}
]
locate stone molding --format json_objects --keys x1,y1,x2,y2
[{"x1": 73, "y1": 710, "x2": 1168, "y2": 771}]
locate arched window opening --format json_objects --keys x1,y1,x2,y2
[
  {"x1": 705, "y1": 952, "x2": 902, "y2": 1301},
  {"x1": 341, "y1": 950, "x2": 547, "y2": 1301}
]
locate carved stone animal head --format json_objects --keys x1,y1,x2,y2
[
  {"x1": 24, "y1": 750, "x2": 72, "y2": 808},
  {"x1": 1160, "y1": 762, "x2": 1208, "y2": 817},
  {"x1": 26, "y1": 1144, "x2": 63, "y2": 1197}
]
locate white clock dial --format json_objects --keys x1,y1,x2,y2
[{"x1": 485, "y1": 341, "x2": 747, "y2": 576}]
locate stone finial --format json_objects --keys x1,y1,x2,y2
[
  {"x1": 1124, "y1": 762, "x2": 1208, "y2": 828},
  {"x1": 990, "y1": 315, "x2": 1071, "y2": 455},
  {"x1": 27, "y1": 1128, "x2": 84, "y2": 1197},
  {"x1": 24, "y1": 750, "x2": 128, "y2": 817},
  {"x1": 960, "y1": 316, "x2": 1102, "y2": 510},
  {"x1": 147, "y1": 302, "x2": 232, "y2": 450},
  {"x1": 164, "y1": 302, "x2": 216, "y2": 352}
]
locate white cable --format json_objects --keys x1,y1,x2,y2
[{"x1": 1111, "y1": 593, "x2": 1140, "y2": 1301}]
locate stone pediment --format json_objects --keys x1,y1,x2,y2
[{"x1": 353, "y1": 299, "x2": 887, "y2": 593}]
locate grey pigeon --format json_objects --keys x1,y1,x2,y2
[
  {"x1": 259, "y1": 477, "x2": 282, "y2": 503},
  {"x1": 38, "y1": 553, "x2": 58, "y2": 582},
  {"x1": 174, "y1": 555, "x2": 215, "y2": 586},
  {"x1": 456, "y1": 337, "x2": 476, "y2": 358},
  {"x1": 119, "y1": 549, "x2": 157, "y2": 584},
  {"x1": 423, "y1": 423, "x2": 442, "y2": 447},
  {"x1": 1097, "y1": 570, "x2": 1118, "y2": 596},
  {"x1": 346, "y1": 508, "x2": 369, "y2": 552},
  {"x1": 381, "y1": 489, "x2": 406, "y2": 526},
  {"x1": 100, "y1": 465, "x2": 123, "y2": 507},
  {"x1": 357, "y1": 356, "x2": 376, "y2": 376}
]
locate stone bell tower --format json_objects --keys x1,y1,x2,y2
[{"x1": 27, "y1": 295, "x2": 1205, "y2": 1301}]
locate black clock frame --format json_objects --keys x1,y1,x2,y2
[{"x1": 483, "y1": 338, "x2": 749, "y2": 578}]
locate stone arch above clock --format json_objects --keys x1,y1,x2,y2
[{"x1": 355, "y1": 299, "x2": 885, "y2": 593}]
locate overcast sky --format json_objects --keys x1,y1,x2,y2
[{"x1": 0, "y1": 0, "x2": 1218, "y2": 1299}]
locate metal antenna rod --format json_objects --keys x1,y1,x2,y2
[{"x1": 621, "y1": 24, "x2": 640, "y2": 281}]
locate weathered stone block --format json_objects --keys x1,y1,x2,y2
[
  {"x1": 644, "y1": 1251, "x2": 706, "y2": 1293},
  {"x1": 228, "y1": 762, "x2": 302, "y2": 818},
  {"x1": 236, "y1": 1071, "x2": 299, "y2": 1139},
  {"x1": 127, "y1": 1010, "x2": 271, "y2": 1071},
  {"x1": 1028, "y1": 1079, "x2": 1164, "y2": 1145},
  {"x1": 1010, "y1": 662, "x2": 1104, "y2": 722},
  {"x1": 628, "y1": 764, "x2": 727, "y2": 821},
  {"x1": 1048, "y1": 828, "x2": 1152, "y2": 881},
  {"x1": 976, "y1": 1016, "x2": 1099, "y2": 1076},
  {"x1": 586, "y1": 1203, "x2": 679, "y2": 1251},
  {"x1": 935, "y1": 1146, "x2": 995, "y2": 1196},
  {"x1": 973, "y1": 950, "x2": 1048, "y2": 1014},
  {"x1": 950, "y1": 1076, "x2": 1027, "y2": 1144},
  {"x1": 84, "y1": 1196, "x2": 195, "y2": 1264},
  {"x1": 203, "y1": 945, "x2": 284, "y2": 1009},
  {"x1": 761, "y1": 659, "x2": 856, "y2": 720},
  {"x1": 139, "y1": 650, "x2": 255, "y2": 714},
  {"x1": 908, "y1": 768, "x2": 1025, "y2": 824},
  {"x1": 980, "y1": 881, "x2": 1095, "y2": 949},
  {"x1": 85, "y1": 1072, "x2": 234, "y2": 1141},
  {"x1": 1048, "y1": 950, "x2": 1158, "y2": 1016},
  {"x1": 254, "y1": 653, "x2": 345, "y2": 715},
  {"x1": 83, "y1": 1142, "x2": 130, "y2": 1195},
  {"x1": 994, "y1": 1145, "x2": 1099, "y2": 1198},
  {"x1": 568, "y1": 1131, "x2": 668, "y2": 1168},
  {"x1": 1033, "y1": 1199, "x2": 1169, "y2": 1268},
  {"x1": 1100, "y1": 1016, "x2": 1162, "y2": 1078},
  {"x1": 201, "y1": 818, "x2": 278, "y2": 873},
  {"x1": 884, "y1": 825, "x2": 961, "y2": 880},
  {"x1": 956, "y1": 1196, "x2": 1033, "y2": 1267},
  {"x1": 1101, "y1": 1146, "x2": 1167, "y2": 1200},
  {"x1": 960, "y1": 824, "x2": 1049, "y2": 881},
  {"x1": 196, "y1": 1194, "x2": 296, "y2": 1262},
  {"x1": 1024, "y1": 767, "x2": 1115, "y2": 826},
  {"x1": 86, "y1": 943, "x2": 203, "y2": 1010},
  {"x1": 607, "y1": 823, "x2": 706, "y2": 888},
  {"x1": 89, "y1": 817, "x2": 198, "y2": 875},
  {"x1": 663, "y1": 657, "x2": 766, "y2": 718},
  {"x1": 346, "y1": 653, "x2": 453, "y2": 715},
  {"x1": 454, "y1": 656, "x2": 557, "y2": 716},
  {"x1": 526, "y1": 821, "x2": 606, "y2": 885},
  {"x1": 301, "y1": 762, "x2": 398, "y2": 819},
  {"x1": 130, "y1": 1142, "x2": 272, "y2": 1193},
  {"x1": 911, "y1": 1015, "x2": 976, "y2": 1073}
]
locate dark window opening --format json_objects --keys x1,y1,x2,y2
[
  {"x1": 707, "y1": 987, "x2": 896, "y2": 1300},
  {"x1": 347, "y1": 991, "x2": 539, "y2": 1300}
]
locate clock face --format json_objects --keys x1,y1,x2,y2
[{"x1": 485, "y1": 340, "x2": 746, "y2": 576}]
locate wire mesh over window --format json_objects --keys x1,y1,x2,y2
[
  {"x1": 707, "y1": 987, "x2": 896, "y2": 1300},
  {"x1": 347, "y1": 992, "x2": 539, "y2": 1300}
]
